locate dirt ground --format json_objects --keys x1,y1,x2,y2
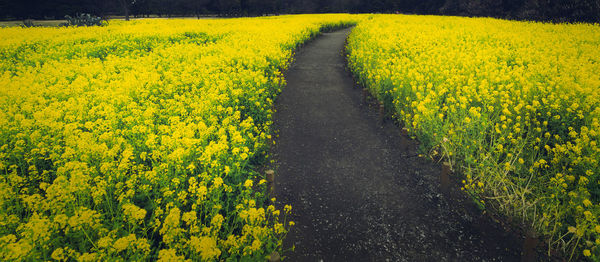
[{"x1": 271, "y1": 28, "x2": 527, "y2": 261}]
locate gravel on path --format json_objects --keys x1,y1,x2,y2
[{"x1": 272, "y1": 27, "x2": 523, "y2": 262}]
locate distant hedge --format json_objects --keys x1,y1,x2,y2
[{"x1": 0, "y1": 0, "x2": 597, "y2": 23}]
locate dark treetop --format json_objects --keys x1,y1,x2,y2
[{"x1": 1, "y1": 0, "x2": 598, "y2": 23}]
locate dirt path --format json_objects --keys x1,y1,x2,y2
[{"x1": 272, "y1": 28, "x2": 523, "y2": 261}]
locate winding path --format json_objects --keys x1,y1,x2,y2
[{"x1": 272, "y1": 28, "x2": 523, "y2": 261}]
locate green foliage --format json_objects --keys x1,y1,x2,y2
[
  {"x1": 61, "y1": 13, "x2": 105, "y2": 27},
  {"x1": 20, "y1": 20, "x2": 37, "y2": 28}
]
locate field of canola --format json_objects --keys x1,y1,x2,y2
[
  {"x1": 2, "y1": 12, "x2": 600, "y2": 261},
  {"x1": 347, "y1": 15, "x2": 600, "y2": 260},
  {"x1": 0, "y1": 15, "x2": 357, "y2": 261}
]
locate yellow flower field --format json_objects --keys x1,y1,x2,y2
[
  {"x1": 347, "y1": 15, "x2": 600, "y2": 260},
  {"x1": 0, "y1": 15, "x2": 357, "y2": 261},
  {"x1": 3, "y1": 12, "x2": 599, "y2": 261}
]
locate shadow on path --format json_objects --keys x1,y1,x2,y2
[{"x1": 272, "y1": 28, "x2": 522, "y2": 262}]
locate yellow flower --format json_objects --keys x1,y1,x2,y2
[
  {"x1": 114, "y1": 234, "x2": 136, "y2": 252},
  {"x1": 251, "y1": 239, "x2": 262, "y2": 251},
  {"x1": 240, "y1": 152, "x2": 249, "y2": 160},
  {"x1": 189, "y1": 236, "x2": 221, "y2": 260},
  {"x1": 211, "y1": 214, "x2": 224, "y2": 229},
  {"x1": 97, "y1": 236, "x2": 112, "y2": 249},
  {"x1": 158, "y1": 249, "x2": 185, "y2": 262},
  {"x1": 122, "y1": 203, "x2": 147, "y2": 223},
  {"x1": 78, "y1": 252, "x2": 98, "y2": 262},
  {"x1": 51, "y1": 248, "x2": 65, "y2": 261},
  {"x1": 160, "y1": 208, "x2": 182, "y2": 245},
  {"x1": 584, "y1": 211, "x2": 593, "y2": 220},
  {"x1": 213, "y1": 177, "x2": 224, "y2": 188}
]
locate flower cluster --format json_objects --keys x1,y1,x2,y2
[
  {"x1": 0, "y1": 15, "x2": 357, "y2": 260},
  {"x1": 347, "y1": 15, "x2": 600, "y2": 260}
]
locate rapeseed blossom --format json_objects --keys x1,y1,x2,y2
[
  {"x1": 0, "y1": 14, "x2": 358, "y2": 260},
  {"x1": 347, "y1": 15, "x2": 600, "y2": 260}
]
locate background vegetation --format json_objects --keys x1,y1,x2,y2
[{"x1": 0, "y1": 0, "x2": 598, "y2": 23}]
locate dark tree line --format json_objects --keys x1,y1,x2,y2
[
  {"x1": 0, "y1": 0, "x2": 598, "y2": 23},
  {"x1": 439, "y1": 0, "x2": 600, "y2": 23}
]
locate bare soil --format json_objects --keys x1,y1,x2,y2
[{"x1": 272, "y1": 28, "x2": 527, "y2": 261}]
